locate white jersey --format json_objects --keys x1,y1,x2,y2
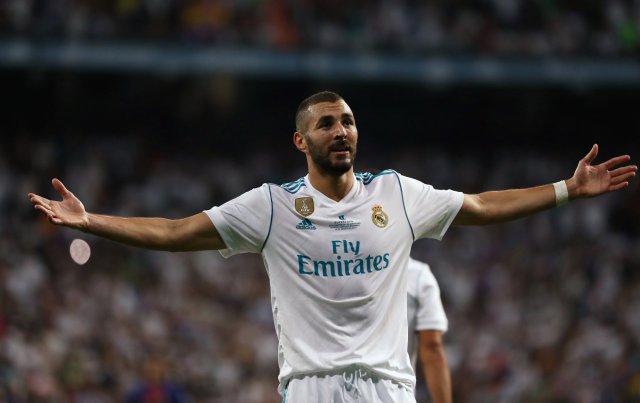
[
  {"x1": 406, "y1": 258, "x2": 448, "y2": 371},
  {"x1": 205, "y1": 170, "x2": 463, "y2": 393}
]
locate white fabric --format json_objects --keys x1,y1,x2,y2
[
  {"x1": 553, "y1": 180, "x2": 569, "y2": 206},
  {"x1": 205, "y1": 170, "x2": 463, "y2": 394},
  {"x1": 406, "y1": 258, "x2": 448, "y2": 370},
  {"x1": 283, "y1": 366, "x2": 417, "y2": 403}
]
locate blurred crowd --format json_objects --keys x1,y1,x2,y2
[
  {"x1": 1, "y1": 131, "x2": 639, "y2": 403},
  {"x1": 1, "y1": 0, "x2": 639, "y2": 56}
]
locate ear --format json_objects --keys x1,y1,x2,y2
[{"x1": 293, "y1": 131, "x2": 307, "y2": 153}]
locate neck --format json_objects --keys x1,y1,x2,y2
[{"x1": 307, "y1": 165, "x2": 355, "y2": 202}]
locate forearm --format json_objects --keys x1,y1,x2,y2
[
  {"x1": 454, "y1": 178, "x2": 575, "y2": 226},
  {"x1": 470, "y1": 184, "x2": 556, "y2": 224},
  {"x1": 422, "y1": 351, "x2": 452, "y2": 403},
  {"x1": 84, "y1": 211, "x2": 224, "y2": 252},
  {"x1": 419, "y1": 331, "x2": 452, "y2": 403},
  {"x1": 83, "y1": 214, "x2": 180, "y2": 251}
]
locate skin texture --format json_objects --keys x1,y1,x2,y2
[
  {"x1": 26, "y1": 99, "x2": 638, "y2": 402},
  {"x1": 28, "y1": 178, "x2": 223, "y2": 251},
  {"x1": 453, "y1": 143, "x2": 637, "y2": 226},
  {"x1": 28, "y1": 101, "x2": 636, "y2": 250},
  {"x1": 293, "y1": 100, "x2": 358, "y2": 202},
  {"x1": 418, "y1": 330, "x2": 452, "y2": 403}
]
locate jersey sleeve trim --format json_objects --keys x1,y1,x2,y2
[
  {"x1": 435, "y1": 191, "x2": 464, "y2": 240},
  {"x1": 261, "y1": 184, "x2": 274, "y2": 252},
  {"x1": 204, "y1": 207, "x2": 234, "y2": 258},
  {"x1": 415, "y1": 322, "x2": 448, "y2": 332},
  {"x1": 279, "y1": 177, "x2": 307, "y2": 194},
  {"x1": 355, "y1": 170, "x2": 395, "y2": 184},
  {"x1": 394, "y1": 171, "x2": 416, "y2": 242}
]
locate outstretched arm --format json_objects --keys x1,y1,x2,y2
[
  {"x1": 418, "y1": 330, "x2": 452, "y2": 403},
  {"x1": 454, "y1": 144, "x2": 637, "y2": 226},
  {"x1": 28, "y1": 178, "x2": 225, "y2": 252}
]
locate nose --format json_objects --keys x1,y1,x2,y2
[{"x1": 335, "y1": 123, "x2": 348, "y2": 138}]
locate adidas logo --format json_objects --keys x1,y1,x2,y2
[{"x1": 296, "y1": 218, "x2": 316, "y2": 230}]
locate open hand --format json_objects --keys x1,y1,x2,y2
[
  {"x1": 28, "y1": 178, "x2": 88, "y2": 230},
  {"x1": 571, "y1": 144, "x2": 637, "y2": 198}
]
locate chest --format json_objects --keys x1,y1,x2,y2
[{"x1": 268, "y1": 180, "x2": 412, "y2": 261}]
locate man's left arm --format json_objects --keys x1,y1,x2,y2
[
  {"x1": 418, "y1": 330, "x2": 452, "y2": 403},
  {"x1": 453, "y1": 144, "x2": 636, "y2": 226}
]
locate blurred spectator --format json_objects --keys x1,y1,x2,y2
[
  {"x1": 2, "y1": 129, "x2": 638, "y2": 402},
  {"x1": 126, "y1": 356, "x2": 186, "y2": 403},
  {"x1": 1, "y1": 0, "x2": 638, "y2": 55},
  {"x1": 1, "y1": 73, "x2": 638, "y2": 402}
]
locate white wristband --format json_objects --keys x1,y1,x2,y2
[{"x1": 553, "y1": 180, "x2": 569, "y2": 206}]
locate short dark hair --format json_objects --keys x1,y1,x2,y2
[{"x1": 295, "y1": 91, "x2": 344, "y2": 133}]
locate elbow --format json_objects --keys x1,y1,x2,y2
[
  {"x1": 421, "y1": 339, "x2": 445, "y2": 355},
  {"x1": 420, "y1": 342, "x2": 447, "y2": 367},
  {"x1": 474, "y1": 194, "x2": 504, "y2": 225},
  {"x1": 419, "y1": 330, "x2": 447, "y2": 358},
  {"x1": 458, "y1": 194, "x2": 495, "y2": 225}
]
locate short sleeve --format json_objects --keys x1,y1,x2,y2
[
  {"x1": 415, "y1": 266, "x2": 448, "y2": 332},
  {"x1": 204, "y1": 184, "x2": 272, "y2": 257},
  {"x1": 398, "y1": 174, "x2": 463, "y2": 240}
]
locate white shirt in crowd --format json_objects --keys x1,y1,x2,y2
[{"x1": 406, "y1": 258, "x2": 448, "y2": 370}]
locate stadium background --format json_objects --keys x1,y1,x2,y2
[{"x1": 1, "y1": 1, "x2": 640, "y2": 402}]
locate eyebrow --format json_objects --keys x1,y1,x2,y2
[{"x1": 315, "y1": 113, "x2": 354, "y2": 128}]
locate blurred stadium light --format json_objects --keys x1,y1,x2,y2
[{"x1": 1, "y1": 39, "x2": 640, "y2": 86}]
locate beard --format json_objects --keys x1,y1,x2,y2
[{"x1": 306, "y1": 136, "x2": 357, "y2": 176}]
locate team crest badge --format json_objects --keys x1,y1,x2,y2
[
  {"x1": 295, "y1": 197, "x2": 315, "y2": 217},
  {"x1": 371, "y1": 204, "x2": 389, "y2": 228}
]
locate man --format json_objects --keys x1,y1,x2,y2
[
  {"x1": 29, "y1": 91, "x2": 636, "y2": 403},
  {"x1": 406, "y1": 258, "x2": 451, "y2": 403}
]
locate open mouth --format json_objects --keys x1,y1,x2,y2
[
  {"x1": 330, "y1": 149, "x2": 351, "y2": 158},
  {"x1": 329, "y1": 143, "x2": 351, "y2": 153}
]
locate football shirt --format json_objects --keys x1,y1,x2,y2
[
  {"x1": 205, "y1": 170, "x2": 463, "y2": 392},
  {"x1": 406, "y1": 258, "x2": 448, "y2": 370}
]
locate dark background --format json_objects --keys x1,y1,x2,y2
[{"x1": 2, "y1": 1, "x2": 640, "y2": 402}]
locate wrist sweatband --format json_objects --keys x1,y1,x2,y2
[{"x1": 553, "y1": 180, "x2": 569, "y2": 206}]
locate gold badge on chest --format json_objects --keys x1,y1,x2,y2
[
  {"x1": 371, "y1": 204, "x2": 389, "y2": 228},
  {"x1": 295, "y1": 197, "x2": 315, "y2": 217}
]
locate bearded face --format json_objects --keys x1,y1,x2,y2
[
  {"x1": 305, "y1": 134, "x2": 357, "y2": 176},
  {"x1": 298, "y1": 100, "x2": 359, "y2": 177}
]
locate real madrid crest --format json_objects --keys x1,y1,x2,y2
[
  {"x1": 371, "y1": 204, "x2": 388, "y2": 228},
  {"x1": 295, "y1": 197, "x2": 315, "y2": 217}
]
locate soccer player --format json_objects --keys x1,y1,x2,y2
[
  {"x1": 406, "y1": 258, "x2": 451, "y2": 403},
  {"x1": 29, "y1": 91, "x2": 636, "y2": 403}
]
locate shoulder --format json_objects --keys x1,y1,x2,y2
[
  {"x1": 214, "y1": 184, "x2": 273, "y2": 210},
  {"x1": 276, "y1": 176, "x2": 307, "y2": 194},
  {"x1": 263, "y1": 177, "x2": 310, "y2": 203},
  {"x1": 355, "y1": 169, "x2": 399, "y2": 185}
]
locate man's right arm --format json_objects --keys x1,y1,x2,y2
[{"x1": 29, "y1": 178, "x2": 226, "y2": 252}]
